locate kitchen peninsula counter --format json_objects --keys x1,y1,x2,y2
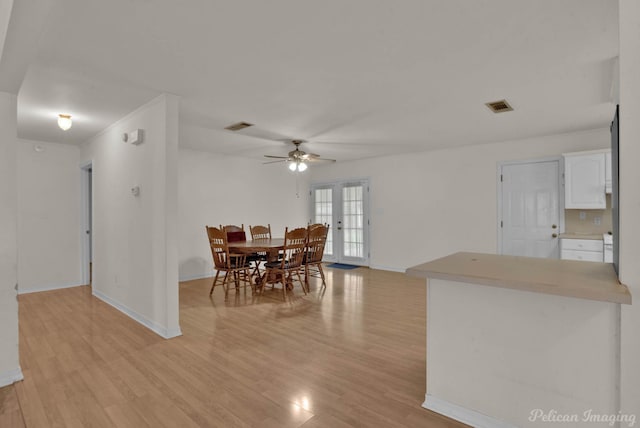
[
  {"x1": 406, "y1": 251, "x2": 630, "y2": 304},
  {"x1": 405, "y1": 252, "x2": 631, "y2": 428}
]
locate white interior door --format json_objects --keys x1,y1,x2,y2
[
  {"x1": 311, "y1": 180, "x2": 370, "y2": 266},
  {"x1": 500, "y1": 160, "x2": 561, "y2": 259},
  {"x1": 80, "y1": 163, "x2": 93, "y2": 285}
]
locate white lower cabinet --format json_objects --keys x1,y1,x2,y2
[{"x1": 560, "y1": 238, "x2": 603, "y2": 262}]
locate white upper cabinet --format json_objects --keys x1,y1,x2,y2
[{"x1": 563, "y1": 150, "x2": 607, "y2": 209}]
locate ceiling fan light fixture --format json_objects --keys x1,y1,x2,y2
[
  {"x1": 57, "y1": 114, "x2": 72, "y2": 130},
  {"x1": 288, "y1": 160, "x2": 308, "y2": 172}
]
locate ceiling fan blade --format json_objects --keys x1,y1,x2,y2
[
  {"x1": 263, "y1": 139, "x2": 335, "y2": 164},
  {"x1": 302, "y1": 153, "x2": 320, "y2": 159},
  {"x1": 263, "y1": 159, "x2": 288, "y2": 164}
]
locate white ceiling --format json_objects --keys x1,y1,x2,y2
[{"x1": 0, "y1": 0, "x2": 619, "y2": 162}]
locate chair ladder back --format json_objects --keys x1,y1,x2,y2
[
  {"x1": 282, "y1": 227, "x2": 308, "y2": 269},
  {"x1": 307, "y1": 224, "x2": 328, "y2": 263},
  {"x1": 250, "y1": 224, "x2": 272, "y2": 240},
  {"x1": 206, "y1": 226, "x2": 231, "y2": 269}
]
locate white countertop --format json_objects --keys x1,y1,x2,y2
[
  {"x1": 406, "y1": 252, "x2": 631, "y2": 304},
  {"x1": 559, "y1": 233, "x2": 604, "y2": 240}
]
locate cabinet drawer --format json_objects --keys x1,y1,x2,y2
[
  {"x1": 561, "y1": 238, "x2": 603, "y2": 252},
  {"x1": 561, "y1": 249, "x2": 603, "y2": 262}
]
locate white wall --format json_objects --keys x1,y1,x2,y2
[
  {"x1": 80, "y1": 94, "x2": 181, "y2": 339},
  {"x1": 426, "y1": 278, "x2": 619, "y2": 427},
  {"x1": 619, "y1": 0, "x2": 640, "y2": 417},
  {"x1": 178, "y1": 148, "x2": 309, "y2": 281},
  {"x1": 17, "y1": 140, "x2": 82, "y2": 293},
  {"x1": 0, "y1": 91, "x2": 22, "y2": 386},
  {"x1": 311, "y1": 128, "x2": 611, "y2": 271}
]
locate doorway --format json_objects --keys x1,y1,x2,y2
[
  {"x1": 498, "y1": 158, "x2": 563, "y2": 259},
  {"x1": 310, "y1": 179, "x2": 370, "y2": 266},
  {"x1": 80, "y1": 163, "x2": 93, "y2": 285}
]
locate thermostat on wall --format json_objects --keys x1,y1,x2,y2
[{"x1": 129, "y1": 129, "x2": 144, "y2": 145}]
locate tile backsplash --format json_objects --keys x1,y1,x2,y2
[{"x1": 564, "y1": 195, "x2": 613, "y2": 235}]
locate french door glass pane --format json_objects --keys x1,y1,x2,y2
[
  {"x1": 314, "y1": 188, "x2": 333, "y2": 256},
  {"x1": 343, "y1": 184, "x2": 364, "y2": 258}
]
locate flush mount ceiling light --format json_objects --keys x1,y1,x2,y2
[{"x1": 57, "y1": 114, "x2": 72, "y2": 130}]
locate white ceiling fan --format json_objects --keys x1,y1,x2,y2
[{"x1": 263, "y1": 140, "x2": 336, "y2": 171}]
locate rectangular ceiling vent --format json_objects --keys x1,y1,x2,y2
[
  {"x1": 224, "y1": 121, "x2": 254, "y2": 131},
  {"x1": 485, "y1": 99, "x2": 513, "y2": 113}
]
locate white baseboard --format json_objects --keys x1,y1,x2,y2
[
  {"x1": 0, "y1": 367, "x2": 24, "y2": 388},
  {"x1": 179, "y1": 272, "x2": 214, "y2": 282},
  {"x1": 423, "y1": 394, "x2": 516, "y2": 428},
  {"x1": 18, "y1": 281, "x2": 86, "y2": 295},
  {"x1": 369, "y1": 264, "x2": 406, "y2": 273},
  {"x1": 92, "y1": 289, "x2": 182, "y2": 339}
]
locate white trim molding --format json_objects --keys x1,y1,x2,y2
[
  {"x1": 18, "y1": 282, "x2": 87, "y2": 295},
  {"x1": 369, "y1": 264, "x2": 406, "y2": 273},
  {"x1": 92, "y1": 289, "x2": 182, "y2": 339},
  {"x1": 179, "y1": 272, "x2": 214, "y2": 282},
  {"x1": 0, "y1": 367, "x2": 24, "y2": 388},
  {"x1": 423, "y1": 394, "x2": 516, "y2": 428}
]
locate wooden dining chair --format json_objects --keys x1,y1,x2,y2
[
  {"x1": 304, "y1": 223, "x2": 329, "y2": 289},
  {"x1": 249, "y1": 224, "x2": 271, "y2": 240},
  {"x1": 249, "y1": 224, "x2": 272, "y2": 273},
  {"x1": 221, "y1": 224, "x2": 246, "y2": 243},
  {"x1": 261, "y1": 227, "x2": 308, "y2": 300},
  {"x1": 220, "y1": 224, "x2": 263, "y2": 276},
  {"x1": 221, "y1": 224, "x2": 244, "y2": 233},
  {"x1": 206, "y1": 226, "x2": 253, "y2": 296}
]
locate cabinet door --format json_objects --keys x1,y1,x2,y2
[
  {"x1": 564, "y1": 153, "x2": 606, "y2": 209},
  {"x1": 605, "y1": 151, "x2": 612, "y2": 194}
]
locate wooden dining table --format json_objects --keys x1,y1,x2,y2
[
  {"x1": 228, "y1": 238, "x2": 286, "y2": 287},
  {"x1": 227, "y1": 238, "x2": 285, "y2": 262}
]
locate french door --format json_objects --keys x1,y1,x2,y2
[{"x1": 310, "y1": 179, "x2": 370, "y2": 266}]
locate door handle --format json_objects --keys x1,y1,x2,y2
[
  {"x1": 552, "y1": 233, "x2": 558, "y2": 238},
  {"x1": 551, "y1": 224, "x2": 557, "y2": 229}
]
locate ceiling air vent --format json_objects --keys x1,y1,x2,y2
[
  {"x1": 485, "y1": 99, "x2": 513, "y2": 113},
  {"x1": 224, "y1": 121, "x2": 254, "y2": 131}
]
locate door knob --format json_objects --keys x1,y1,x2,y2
[
  {"x1": 552, "y1": 233, "x2": 558, "y2": 238},
  {"x1": 551, "y1": 224, "x2": 557, "y2": 229}
]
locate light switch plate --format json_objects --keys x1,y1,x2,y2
[{"x1": 579, "y1": 211, "x2": 587, "y2": 220}]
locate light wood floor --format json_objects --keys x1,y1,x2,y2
[{"x1": 6, "y1": 266, "x2": 467, "y2": 427}]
